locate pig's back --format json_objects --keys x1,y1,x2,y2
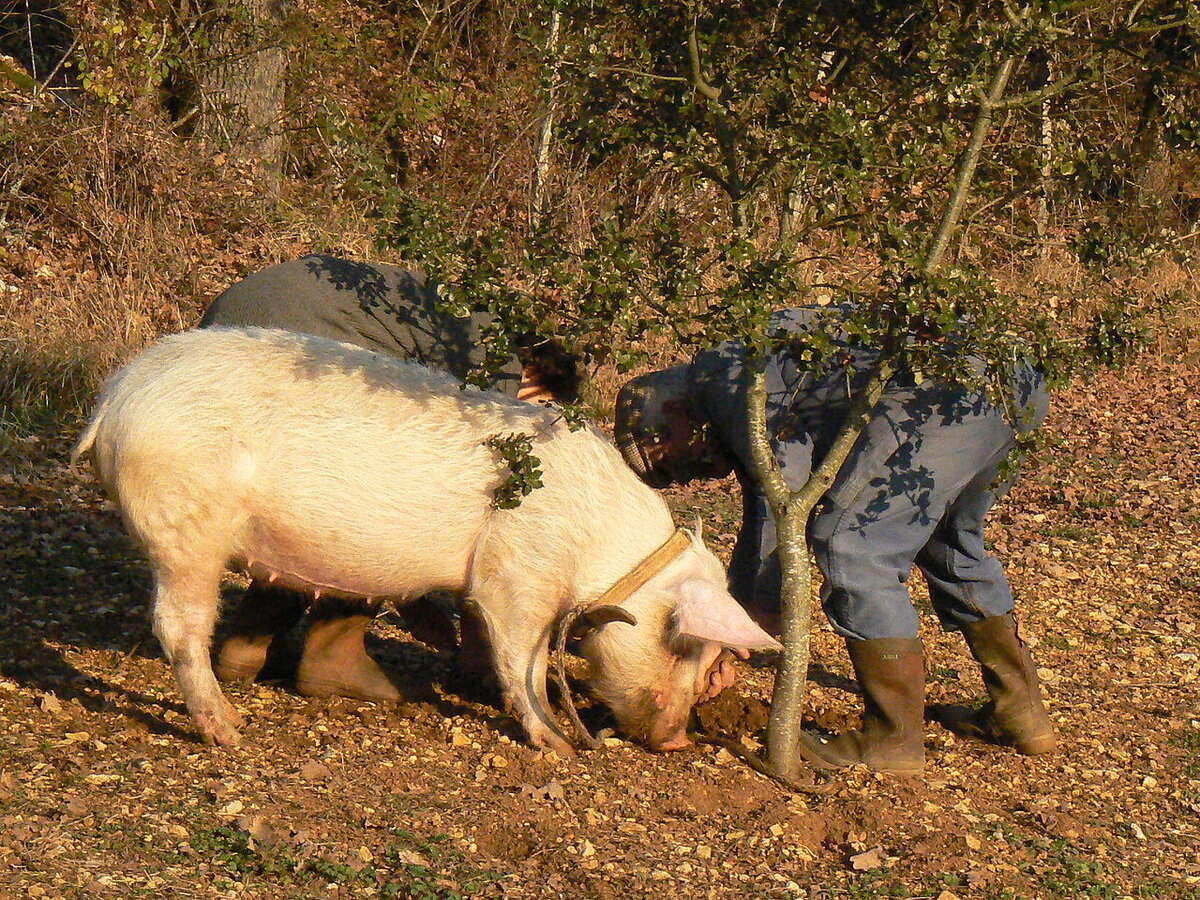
[{"x1": 87, "y1": 327, "x2": 555, "y2": 597}]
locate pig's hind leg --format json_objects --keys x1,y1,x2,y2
[
  {"x1": 476, "y1": 604, "x2": 574, "y2": 756},
  {"x1": 152, "y1": 562, "x2": 245, "y2": 746}
]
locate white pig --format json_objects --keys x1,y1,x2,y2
[{"x1": 74, "y1": 327, "x2": 779, "y2": 752}]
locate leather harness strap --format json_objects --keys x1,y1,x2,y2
[
  {"x1": 553, "y1": 528, "x2": 693, "y2": 750},
  {"x1": 587, "y1": 528, "x2": 692, "y2": 611}
]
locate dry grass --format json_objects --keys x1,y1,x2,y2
[{"x1": 0, "y1": 99, "x2": 382, "y2": 441}]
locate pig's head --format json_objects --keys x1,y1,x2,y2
[{"x1": 578, "y1": 529, "x2": 781, "y2": 751}]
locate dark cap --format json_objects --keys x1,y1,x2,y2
[{"x1": 613, "y1": 365, "x2": 694, "y2": 488}]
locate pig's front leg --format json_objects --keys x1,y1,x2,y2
[{"x1": 479, "y1": 606, "x2": 574, "y2": 756}]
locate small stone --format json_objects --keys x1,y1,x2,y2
[
  {"x1": 218, "y1": 799, "x2": 244, "y2": 816},
  {"x1": 450, "y1": 732, "x2": 471, "y2": 748},
  {"x1": 849, "y1": 846, "x2": 886, "y2": 871},
  {"x1": 39, "y1": 695, "x2": 62, "y2": 714}
]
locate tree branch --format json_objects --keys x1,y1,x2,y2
[
  {"x1": 687, "y1": 21, "x2": 722, "y2": 102},
  {"x1": 924, "y1": 56, "x2": 1016, "y2": 275},
  {"x1": 792, "y1": 361, "x2": 894, "y2": 509},
  {"x1": 745, "y1": 359, "x2": 791, "y2": 518},
  {"x1": 990, "y1": 70, "x2": 1078, "y2": 109},
  {"x1": 532, "y1": 8, "x2": 562, "y2": 225},
  {"x1": 558, "y1": 59, "x2": 690, "y2": 85}
]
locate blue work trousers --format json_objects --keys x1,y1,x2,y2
[{"x1": 731, "y1": 381, "x2": 1047, "y2": 641}]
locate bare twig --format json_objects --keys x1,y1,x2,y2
[
  {"x1": 24, "y1": 0, "x2": 37, "y2": 92},
  {"x1": 991, "y1": 70, "x2": 1079, "y2": 110},
  {"x1": 558, "y1": 59, "x2": 689, "y2": 85},
  {"x1": 37, "y1": 34, "x2": 79, "y2": 96}
]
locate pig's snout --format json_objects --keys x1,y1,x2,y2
[
  {"x1": 645, "y1": 707, "x2": 693, "y2": 752},
  {"x1": 649, "y1": 730, "x2": 693, "y2": 752}
]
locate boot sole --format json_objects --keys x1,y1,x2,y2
[
  {"x1": 295, "y1": 678, "x2": 402, "y2": 704},
  {"x1": 798, "y1": 736, "x2": 925, "y2": 775},
  {"x1": 1011, "y1": 733, "x2": 1057, "y2": 755}
]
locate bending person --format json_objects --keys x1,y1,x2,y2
[
  {"x1": 200, "y1": 254, "x2": 580, "y2": 702},
  {"x1": 614, "y1": 307, "x2": 1055, "y2": 774}
]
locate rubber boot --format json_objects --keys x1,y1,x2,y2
[
  {"x1": 799, "y1": 638, "x2": 926, "y2": 775},
  {"x1": 295, "y1": 598, "x2": 402, "y2": 703},
  {"x1": 213, "y1": 583, "x2": 307, "y2": 682},
  {"x1": 951, "y1": 613, "x2": 1056, "y2": 755}
]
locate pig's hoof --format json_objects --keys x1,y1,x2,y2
[
  {"x1": 223, "y1": 700, "x2": 246, "y2": 730},
  {"x1": 531, "y1": 728, "x2": 576, "y2": 759},
  {"x1": 197, "y1": 712, "x2": 242, "y2": 747}
]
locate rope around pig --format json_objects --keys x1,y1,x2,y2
[{"x1": 552, "y1": 605, "x2": 605, "y2": 751}]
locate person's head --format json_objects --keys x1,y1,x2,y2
[
  {"x1": 614, "y1": 365, "x2": 733, "y2": 488},
  {"x1": 515, "y1": 335, "x2": 581, "y2": 405}
]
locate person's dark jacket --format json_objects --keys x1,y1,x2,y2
[{"x1": 199, "y1": 255, "x2": 524, "y2": 395}]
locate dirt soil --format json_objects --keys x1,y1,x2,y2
[{"x1": 1, "y1": 359, "x2": 1197, "y2": 899}]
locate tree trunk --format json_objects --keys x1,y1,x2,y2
[
  {"x1": 756, "y1": 359, "x2": 894, "y2": 779},
  {"x1": 194, "y1": 0, "x2": 288, "y2": 197},
  {"x1": 531, "y1": 8, "x2": 561, "y2": 226}
]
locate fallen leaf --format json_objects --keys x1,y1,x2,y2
[
  {"x1": 299, "y1": 760, "x2": 332, "y2": 782},
  {"x1": 237, "y1": 814, "x2": 281, "y2": 848},
  {"x1": 395, "y1": 849, "x2": 430, "y2": 868}
]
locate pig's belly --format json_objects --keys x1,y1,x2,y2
[{"x1": 234, "y1": 514, "x2": 475, "y2": 600}]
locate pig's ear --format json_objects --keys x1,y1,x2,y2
[
  {"x1": 691, "y1": 515, "x2": 703, "y2": 541},
  {"x1": 673, "y1": 579, "x2": 782, "y2": 651}
]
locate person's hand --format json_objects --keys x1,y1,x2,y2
[{"x1": 696, "y1": 647, "x2": 746, "y2": 703}]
